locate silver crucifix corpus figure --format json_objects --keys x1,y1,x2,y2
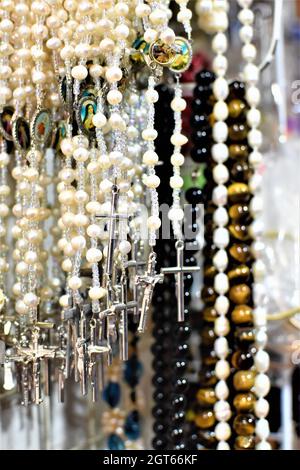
[
  {"x1": 125, "y1": 241, "x2": 146, "y2": 321},
  {"x1": 161, "y1": 240, "x2": 200, "y2": 322},
  {"x1": 137, "y1": 252, "x2": 164, "y2": 334},
  {"x1": 96, "y1": 185, "x2": 128, "y2": 278}
]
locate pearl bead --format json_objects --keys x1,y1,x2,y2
[
  {"x1": 213, "y1": 227, "x2": 229, "y2": 249},
  {"x1": 86, "y1": 201, "x2": 101, "y2": 214},
  {"x1": 256, "y1": 441, "x2": 272, "y2": 450},
  {"x1": 255, "y1": 350, "x2": 270, "y2": 373},
  {"x1": 61, "y1": 138, "x2": 74, "y2": 156},
  {"x1": 24, "y1": 251, "x2": 38, "y2": 265},
  {"x1": 246, "y1": 86, "x2": 261, "y2": 106},
  {"x1": 213, "y1": 101, "x2": 228, "y2": 121},
  {"x1": 170, "y1": 133, "x2": 188, "y2": 147},
  {"x1": 213, "y1": 54, "x2": 228, "y2": 77},
  {"x1": 213, "y1": 121, "x2": 228, "y2": 143},
  {"x1": 177, "y1": 7, "x2": 192, "y2": 23},
  {"x1": 253, "y1": 259, "x2": 266, "y2": 280},
  {"x1": 255, "y1": 398, "x2": 270, "y2": 418},
  {"x1": 253, "y1": 307, "x2": 267, "y2": 328},
  {"x1": 242, "y1": 43, "x2": 257, "y2": 62},
  {"x1": 215, "y1": 316, "x2": 230, "y2": 337},
  {"x1": 171, "y1": 97, "x2": 186, "y2": 112},
  {"x1": 145, "y1": 89, "x2": 159, "y2": 104},
  {"x1": 71, "y1": 235, "x2": 86, "y2": 251},
  {"x1": 214, "y1": 336, "x2": 229, "y2": 359},
  {"x1": 135, "y1": 3, "x2": 151, "y2": 17},
  {"x1": 212, "y1": 32, "x2": 228, "y2": 54},
  {"x1": 249, "y1": 150, "x2": 262, "y2": 167},
  {"x1": 16, "y1": 300, "x2": 29, "y2": 315},
  {"x1": 168, "y1": 207, "x2": 184, "y2": 222},
  {"x1": 256, "y1": 418, "x2": 270, "y2": 440},
  {"x1": 145, "y1": 174, "x2": 160, "y2": 189},
  {"x1": 215, "y1": 359, "x2": 230, "y2": 380},
  {"x1": 142, "y1": 128, "x2": 157, "y2": 141},
  {"x1": 62, "y1": 259, "x2": 73, "y2": 272},
  {"x1": 16, "y1": 261, "x2": 29, "y2": 276},
  {"x1": 144, "y1": 28, "x2": 158, "y2": 43},
  {"x1": 248, "y1": 128, "x2": 263, "y2": 148},
  {"x1": 71, "y1": 64, "x2": 88, "y2": 80},
  {"x1": 212, "y1": 185, "x2": 228, "y2": 206},
  {"x1": 214, "y1": 400, "x2": 231, "y2": 422},
  {"x1": 149, "y1": 9, "x2": 166, "y2": 25},
  {"x1": 249, "y1": 173, "x2": 263, "y2": 192},
  {"x1": 213, "y1": 250, "x2": 228, "y2": 273},
  {"x1": 212, "y1": 143, "x2": 229, "y2": 163},
  {"x1": 170, "y1": 175, "x2": 183, "y2": 189},
  {"x1": 170, "y1": 153, "x2": 184, "y2": 167},
  {"x1": 86, "y1": 248, "x2": 102, "y2": 263},
  {"x1": 106, "y1": 66, "x2": 122, "y2": 83},
  {"x1": 119, "y1": 240, "x2": 131, "y2": 255},
  {"x1": 250, "y1": 195, "x2": 263, "y2": 216},
  {"x1": 87, "y1": 224, "x2": 102, "y2": 238},
  {"x1": 115, "y1": 24, "x2": 129, "y2": 39},
  {"x1": 249, "y1": 218, "x2": 264, "y2": 238},
  {"x1": 215, "y1": 380, "x2": 229, "y2": 400},
  {"x1": 244, "y1": 63, "x2": 259, "y2": 84},
  {"x1": 254, "y1": 373, "x2": 271, "y2": 397},
  {"x1": 68, "y1": 276, "x2": 82, "y2": 290},
  {"x1": 109, "y1": 113, "x2": 126, "y2": 131},
  {"x1": 215, "y1": 295, "x2": 230, "y2": 315},
  {"x1": 160, "y1": 27, "x2": 176, "y2": 45},
  {"x1": 215, "y1": 422, "x2": 231, "y2": 441},
  {"x1": 143, "y1": 150, "x2": 159, "y2": 166},
  {"x1": 89, "y1": 286, "x2": 106, "y2": 300},
  {"x1": 23, "y1": 292, "x2": 39, "y2": 307},
  {"x1": 213, "y1": 164, "x2": 229, "y2": 185},
  {"x1": 73, "y1": 147, "x2": 89, "y2": 162},
  {"x1": 217, "y1": 441, "x2": 230, "y2": 450},
  {"x1": 238, "y1": 8, "x2": 254, "y2": 25},
  {"x1": 237, "y1": 0, "x2": 254, "y2": 7},
  {"x1": 214, "y1": 11, "x2": 229, "y2": 32},
  {"x1": 213, "y1": 207, "x2": 229, "y2": 227},
  {"x1": 93, "y1": 112, "x2": 107, "y2": 128},
  {"x1": 240, "y1": 24, "x2": 253, "y2": 43},
  {"x1": 147, "y1": 216, "x2": 161, "y2": 230},
  {"x1": 213, "y1": 77, "x2": 229, "y2": 101},
  {"x1": 214, "y1": 273, "x2": 229, "y2": 295}
]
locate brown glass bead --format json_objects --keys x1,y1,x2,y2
[
  {"x1": 229, "y1": 123, "x2": 248, "y2": 142},
  {"x1": 195, "y1": 410, "x2": 215, "y2": 429},
  {"x1": 233, "y1": 370, "x2": 256, "y2": 391},
  {"x1": 199, "y1": 367, "x2": 217, "y2": 387},
  {"x1": 198, "y1": 429, "x2": 217, "y2": 449},
  {"x1": 235, "y1": 327, "x2": 256, "y2": 348},
  {"x1": 231, "y1": 305, "x2": 253, "y2": 324},
  {"x1": 232, "y1": 161, "x2": 253, "y2": 183},
  {"x1": 229, "y1": 204, "x2": 250, "y2": 222},
  {"x1": 196, "y1": 388, "x2": 217, "y2": 406},
  {"x1": 229, "y1": 244, "x2": 252, "y2": 263},
  {"x1": 228, "y1": 265, "x2": 250, "y2": 284},
  {"x1": 201, "y1": 286, "x2": 217, "y2": 305},
  {"x1": 229, "y1": 144, "x2": 249, "y2": 160},
  {"x1": 228, "y1": 99, "x2": 246, "y2": 119},
  {"x1": 201, "y1": 326, "x2": 217, "y2": 347},
  {"x1": 234, "y1": 435, "x2": 256, "y2": 450},
  {"x1": 229, "y1": 224, "x2": 251, "y2": 242},
  {"x1": 204, "y1": 266, "x2": 217, "y2": 283},
  {"x1": 233, "y1": 414, "x2": 256, "y2": 436},
  {"x1": 231, "y1": 350, "x2": 254, "y2": 369},
  {"x1": 233, "y1": 392, "x2": 256, "y2": 412},
  {"x1": 229, "y1": 284, "x2": 251, "y2": 304},
  {"x1": 203, "y1": 306, "x2": 218, "y2": 323},
  {"x1": 228, "y1": 183, "x2": 250, "y2": 203}
]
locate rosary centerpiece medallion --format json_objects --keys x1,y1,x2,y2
[
  {"x1": 169, "y1": 37, "x2": 193, "y2": 73},
  {"x1": 12, "y1": 116, "x2": 31, "y2": 152},
  {"x1": 0, "y1": 106, "x2": 14, "y2": 141},
  {"x1": 31, "y1": 109, "x2": 53, "y2": 146}
]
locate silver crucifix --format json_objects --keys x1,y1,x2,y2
[{"x1": 161, "y1": 240, "x2": 200, "y2": 322}]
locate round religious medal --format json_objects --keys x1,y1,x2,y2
[
  {"x1": 31, "y1": 109, "x2": 53, "y2": 146},
  {"x1": 149, "y1": 40, "x2": 177, "y2": 67},
  {"x1": 76, "y1": 95, "x2": 97, "y2": 137},
  {"x1": 169, "y1": 37, "x2": 193, "y2": 73},
  {"x1": 0, "y1": 106, "x2": 14, "y2": 141},
  {"x1": 12, "y1": 116, "x2": 31, "y2": 152}
]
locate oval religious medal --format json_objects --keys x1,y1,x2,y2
[
  {"x1": 169, "y1": 37, "x2": 192, "y2": 73},
  {"x1": 76, "y1": 95, "x2": 97, "y2": 138},
  {"x1": 12, "y1": 116, "x2": 31, "y2": 152},
  {"x1": 31, "y1": 108, "x2": 53, "y2": 146},
  {"x1": 0, "y1": 106, "x2": 14, "y2": 141},
  {"x1": 149, "y1": 40, "x2": 177, "y2": 67},
  {"x1": 51, "y1": 120, "x2": 67, "y2": 153}
]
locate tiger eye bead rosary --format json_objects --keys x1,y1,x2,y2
[{"x1": 0, "y1": 0, "x2": 276, "y2": 451}]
